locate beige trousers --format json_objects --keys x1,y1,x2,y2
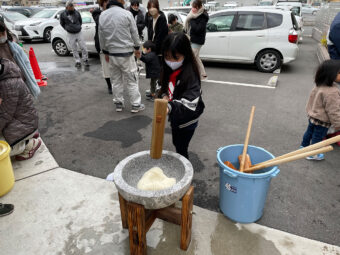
[{"x1": 192, "y1": 46, "x2": 206, "y2": 77}]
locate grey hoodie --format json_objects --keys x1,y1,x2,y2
[{"x1": 98, "y1": 4, "x2": 140, "y2": 55}]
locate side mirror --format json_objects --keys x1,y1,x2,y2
[{"x1": 56, "y1": 14, "x2": 60, "y2": 20}]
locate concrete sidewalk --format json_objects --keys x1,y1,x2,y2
[{"x1": 0, "y1": 141, "x2": 339, "y2": 255}]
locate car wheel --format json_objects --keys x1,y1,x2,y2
[
  {"x1": 256, "y1": 50, "x2": 282, "y2": 73},
  {"x1": 312, "y1": 11, "x2": 317, "y2": 15},
  {"x1": 43, "y1": 27, "x2": 53, "y2": 43},
  {"x1": 52, "y1": 39, "x2": 70, "y2": 56}
]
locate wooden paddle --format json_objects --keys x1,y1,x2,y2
[{"x1": 150, "y1": 99, "x2": 168, "y2": 159}]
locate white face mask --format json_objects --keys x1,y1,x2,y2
[
  {"x1": 165, "y1": 59, "x2": 184, "y2": 70},
  {"x1": 149, "y1": 8, "x2": 158, "y2": 17},
  {"x1": 0, "y1": 35, "x2": 7, "y2": 44},
  {"x1": 132, "y1": 6, "x2": 139, "y2": 11}
]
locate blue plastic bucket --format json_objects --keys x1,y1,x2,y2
[{"x1": 217, "y1": 144, "x2": 280, "y2": 223}]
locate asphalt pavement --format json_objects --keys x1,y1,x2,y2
[{"x1": 26, "y1": 29, "x2": 340, "y2": 246}]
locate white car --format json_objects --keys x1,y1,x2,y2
[
  {"x1": 301, "y1": 4, "x2": 318, "y2": 15},
  {"x1": 0, "y1": 11, "x2": 28, "y2": 41},
  {"x1": 14, "y1": 8, "x2": 64, "y2": 43},
  {"x1": 200, "y1": 8, "x2": 299, "y2": 72},
  {"x1": 51, "y1": 11, "x2": 96, "y2": 56}
]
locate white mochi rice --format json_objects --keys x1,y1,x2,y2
[{"x1": 137, "y1": 167, "x2": 176, "y2": 191}]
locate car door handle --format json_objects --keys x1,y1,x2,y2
[
  {"x1": 256, "y1": 34, "x2": 265, "y2": 37},
  {"x1": 218, "y1": 36, "x2": 227, "y2": 38}
]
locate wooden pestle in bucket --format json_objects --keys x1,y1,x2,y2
[
  {"x1": 239, "y1": 106, "x2": 256, "y2": 172},
  {"x1": 244, "y1": 134, "x2": 340, "y2": 173},
  {"x1": 255, "y1": 134, "x2": 340, "y2": 166},
  {"x1": 150, "y1": 99, "x2": 168, "y2": 159},
  {"x1": 244, "y1": 145, "x2": 334, "y2": 173}
]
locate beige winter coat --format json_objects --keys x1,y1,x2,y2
[{"x1": 306, "y1": 84, "x2": 340, "y2": 128}]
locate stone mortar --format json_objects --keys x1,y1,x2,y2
[{"x1": 113, "y1": 150, "x2": 193, "y2": 209}]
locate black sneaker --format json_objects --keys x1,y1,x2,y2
[
  {"x1": 0, "y1": 203, "x2": 14, "y2": 217},
  {"x1": 75, "y1": 62, "x2": 81, "y2": 68},
  {"x1": 84, "y1": 60, "x2": 90, "y2": 67},
  {"x1": 115, "y1": 102, "x2": 124, "y2": 112},
  {"x1": 131, "y1": 104, "x2": 145, "y2": 113}
]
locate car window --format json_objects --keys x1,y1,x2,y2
[
  {"x1": 235, "y1": 13, "x2": 265, "y2": 31},
  {"x1": 266, "y1": 13, "x2": 282, "y2": 28},
  {"x1": 32, "y1": 10, "x2": 57, "y2": 18},
  {"x1": 81, "y1": 12, "x2": 93, "y2": 24},
  {"x1": 207, "y1": 15, "x2": 235, "y2": 32},
  {"x1": 290, "y1": 12, "x2": 299, "y2": 30},
  {"x1": 4, "y1": 11, "x2": 28, "y2": 21}
]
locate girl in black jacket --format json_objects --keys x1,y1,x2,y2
[
  {"x1": 159, "y1": 32, "x2": 205, "y2": 159},
  {"x1": 184, "y1": 0, "x2": 209, "y2": 80},
  {"x1": 145, "y1": 0, "x2": 168, "y2": 57}
]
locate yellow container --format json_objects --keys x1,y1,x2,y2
[{"x1": 0, "y1": 141, "x2": 15, "y2": 197}]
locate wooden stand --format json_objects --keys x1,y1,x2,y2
[{"x1": 118, "y1": 186, "x2": 194, "y2": 255}]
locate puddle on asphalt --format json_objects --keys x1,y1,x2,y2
[{"x1": 84, "y1": 115, "x2": 152, "y2": 148}]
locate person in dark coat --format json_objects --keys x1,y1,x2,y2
[
  {"x1": 60, "y1": 1, "x2": 89, "y2": 68},
  {"x1": 328, "y1": 12, "x2": 340, "y2": 60},
  {"x1": 91, "y1": 0, "x2": 112, "y2": 94},
  {"x1": 184, "y1": 0, "x2": 209, "y2": 80},
  {"x1": 0, "y1": 58, "x2": 41, "y2": 160},
  {"x1": 127, "y1": 0, "x2": 145, "y2": 40},
  {"x1": 137, "y1": 40, "x2": 160, "y2": 100},
  {"x1": 145, "y1": 0, "x2": 168, "y2": 56}
]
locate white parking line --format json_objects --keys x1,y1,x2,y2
[
  {"x1": 202, "y1": 79, "x2": 275, "y2": 89},
  {"x1": 139, "y1": 73, "x2": 275, "y2": 89}
]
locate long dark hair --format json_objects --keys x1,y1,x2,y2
[
  {"x1": 0, "y1": 21, "x2": 14, "y2": 42},
  {"x1": 315, "y1": 60, "x2": 340, "y2": 87},
  {"x1": 159, "y1": 32, "x2": 200, "y2": 96}
]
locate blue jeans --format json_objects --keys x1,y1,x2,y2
[{"x1": 301, "y1": 120, "x2": 329, "y2": 147}]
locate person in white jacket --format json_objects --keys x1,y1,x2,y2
[{"x1": 99, "y1": 0, "x2": 144, "y2": 113}]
